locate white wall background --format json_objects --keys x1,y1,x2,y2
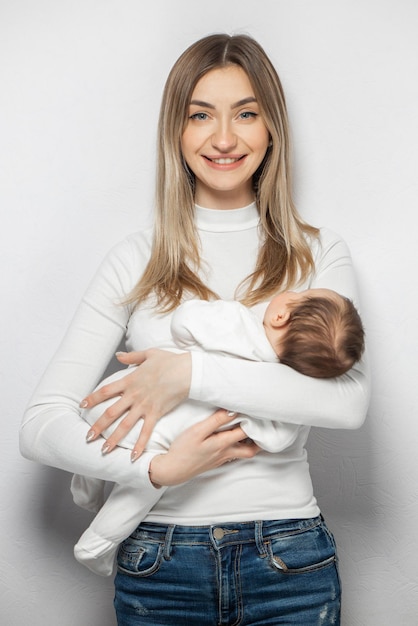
[{"x1": 2, "y1": 1, "x2": 417, "y2": 624}]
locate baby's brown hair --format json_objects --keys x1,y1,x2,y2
[{"x1": 277, "y1": 295, "x2": 365, "y2": 378}]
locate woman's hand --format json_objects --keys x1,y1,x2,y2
[
  {"x1": 81, "y1": 349, "x2": 191, "y2": 458},
  {"x1": 149, "y1": 409, "x2": 260, "y2": 486}
]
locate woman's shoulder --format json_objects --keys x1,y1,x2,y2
[
  {"x1": 308, "y1": 225, "x2": 346, "y2": 245},
  {"x1": 103, "y1": 227, "x2": 154, "y2": 267},
  {"x1": 319, "y1": 226, "x2": 346, "y2": 243},
  {"x1": 307, "y1": 226, "x2": 350, "y2": 258},
  {"x1": 87, "y1": 227, "x2": 154, "y2": 299}
]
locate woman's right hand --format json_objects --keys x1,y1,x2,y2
[
  {"x1": 82, "y1": 349, "x2": 192, "y2": 459},
  {"x1": 148, "y1": 409, "x2": 260, "y2": 486}
]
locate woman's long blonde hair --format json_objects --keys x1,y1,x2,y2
[{"x1": 128, "y1": 34, "x2": 319, "y2": 311}]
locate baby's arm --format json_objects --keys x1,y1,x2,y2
[{"x1": 172, "y1": 299, "x2": 275, "y2": 361}]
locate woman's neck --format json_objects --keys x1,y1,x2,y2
[{"x1": 194, "y1": 186, "x2": 255, "y2": 211}]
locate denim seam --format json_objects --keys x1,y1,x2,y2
[
  {"x1": 163, "y1": 524, "x2": 175, "y2": 560},
  {"x1": 116, "y1": 543, "x2": 164, "y2": 577},
  {"x1": 232, "y1": 544, "x2": 243, "y2": 626},
  {"x1": 277, "y1": 555, "x2": 337, "y2": 576}
]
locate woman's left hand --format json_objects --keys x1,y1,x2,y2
[
  {"x1": 81, "y1": 349, "x2": 191, "y2": 457},
  {"x1": 149, "y1": 409, "x2": 261, "y2": 486}
]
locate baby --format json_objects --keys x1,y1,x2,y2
[{"x1": 72, "y1": 288, "x2": 365, "y2": 575}]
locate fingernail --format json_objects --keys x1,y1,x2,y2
[
  {"x1": 86, "y1": 430, "x2": 95, "y2": 443},
  {"x1": 227, "y1": 411, "x2": 236, "y2": 417},
  {"x1": 80, "y1": 399, "x2": 88, "y2": 408},
  {"x1": 131, "y1": 450, "x2": 139, "y2": 463},
  {"x1": 102, "y1": 444, "x2": 111, "y2": 455},
  {"x1": 115, "y1": 351, "x2": 127, "y2": 357}
]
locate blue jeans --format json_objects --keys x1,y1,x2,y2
[{"x1": 114, "y1": 517, "x2": 341, "y2": 625}]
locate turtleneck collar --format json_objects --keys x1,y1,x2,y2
[{"x1": 194, "y1": 202, "x2": 259, "y2": 233}]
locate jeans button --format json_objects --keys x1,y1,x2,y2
[{"x1": 213, "y1": 528, "x2": 225, "y2": 540}]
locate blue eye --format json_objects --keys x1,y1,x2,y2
[
  {"x1": 190, "y1": 112, "x2": 209, "y2": 121},
  {"x1": 239, "y1": 111, "x2": 257, "y2": 120}
]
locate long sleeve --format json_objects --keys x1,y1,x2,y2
[
  {"x1": 189, "y1": 229, "x2": 371, "y2": 430},
  {"x1": 19, "y1": 233, "x2": 160, "y2": 492}
]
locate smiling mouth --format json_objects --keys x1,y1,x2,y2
[{"x1": 205, "y1": 156, "x2": 245, "y2": 164}]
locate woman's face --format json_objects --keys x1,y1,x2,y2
[{"x1": 181, "y1": 65, "x2": 270, "y2": 210}]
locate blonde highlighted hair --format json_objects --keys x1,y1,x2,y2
[{"x1": 128, "y1": 34, "x2": 319, "y2": 311}]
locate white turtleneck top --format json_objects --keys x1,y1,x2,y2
[{"x1": 20, "y1": 203, "x2": 370, "y2": 524}]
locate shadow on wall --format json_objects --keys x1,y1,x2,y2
[
  {"x1": 16, "y1": 465, "x2": 117, "y2": 625},
  {"x1": 307, "y1": 417, "x2": 375, "y2": 526},
  {"x1": 23, "y1": 466, "x2": 94, "y2": 559}
]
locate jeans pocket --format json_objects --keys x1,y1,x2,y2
[
  {"x1": 266, "y1": 521, "x2": 338, "y2": 575},
  {"x1": 117, "y1": 536, "x2": 164, "y2": 577}
]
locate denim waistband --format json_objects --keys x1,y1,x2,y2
[{"x1": 131, "y1": 517, "x2": 323, "y2": 557}]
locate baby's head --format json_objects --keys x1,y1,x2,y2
[{"x1": 263, "y1": 288, "x2": 365, "y2": 378}]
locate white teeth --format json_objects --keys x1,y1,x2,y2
[{"x1": 211, "y1": 157, "x2": 239, "y2": 164}]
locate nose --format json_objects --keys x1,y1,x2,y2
[{"x1": 211, "y1": 120, "x2": 237, "y2": 152}]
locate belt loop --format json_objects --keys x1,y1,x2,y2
[
  {"x1": 163, "y1": 525, "x2": 175, "y2": 560},
  {"x1": 255, "y1": 521, "x2": 267, "y2": 557}
]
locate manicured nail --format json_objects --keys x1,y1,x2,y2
[
  {"x1": 131, "y1": 450, "x2": 139, "y2": 463},
  {"x1": 115, "y1": 351, "x2": 127, "y2": 357},
  {"x1": 227, "y1": 411, "x2": 236, "y2": 417},
  {"x1": 80, "y1": 399, "x2": 88, "y2": 408},
  {"x1": 102, "y1": 444, "x2": 111, "y2": 455},
  {"x1": 86, "y1": 430, "x2": 95, "y2": 443}
]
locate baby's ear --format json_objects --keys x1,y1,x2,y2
[{"x1": 270, "y1": 309, "x2": 291, "y2": 328}]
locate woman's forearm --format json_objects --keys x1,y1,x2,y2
[
  {"x1": 19, "y1": 237, "x2": 143, "y2": 483},
  {"x1": 19, "y1": 405, "x2": 157, "y2": 489},
  {"x1": 189, "y1": 349, "x2": 370, "y2": 429}
]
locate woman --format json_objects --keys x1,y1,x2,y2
[{"x1": 20, "y1": 34, "x2": 370, "y2": 625}]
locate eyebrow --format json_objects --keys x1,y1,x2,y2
[{"x1": 189, "y1": 96, "x2": 258, "y2": 109}]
